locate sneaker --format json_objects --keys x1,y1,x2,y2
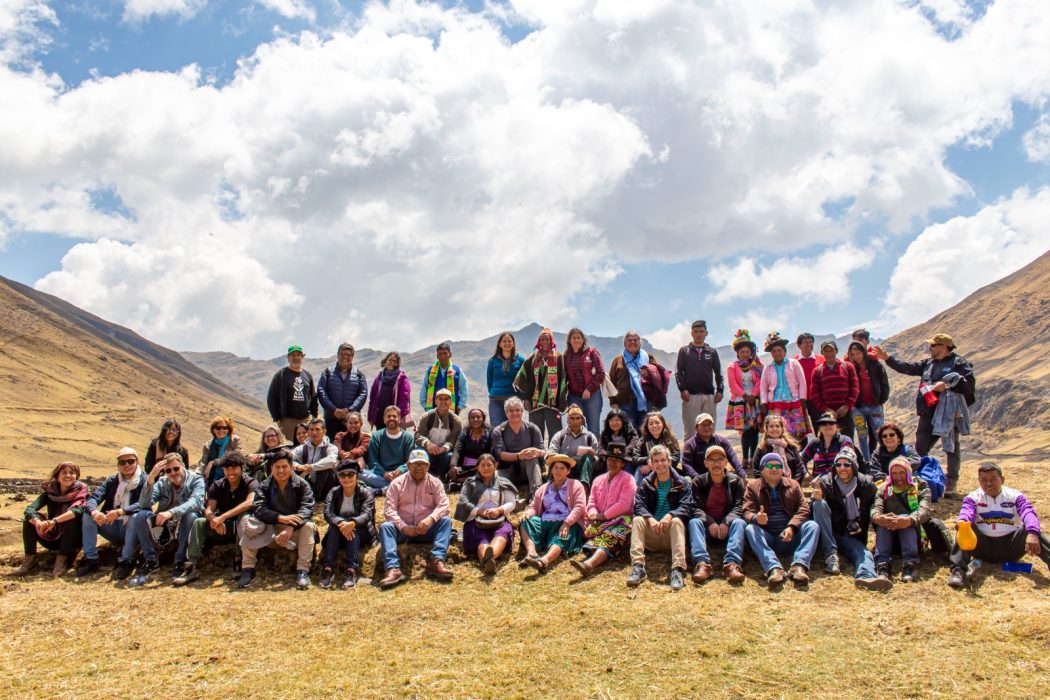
[
  {"x1": 318, "y1": 567, "x2": 335, "y2": 589},
  {"x1": 342, "y1": 568, "x2": 358, "y2": 589},
  {"x1": 114, "y1": 560, "x2": 135, "y2": 581},
  {"x1": 237, "y1": 567, "x2": 256, "y2": 589},
  {"x1": 901, "y1": 563, "x2": 918, "y2": 583},
  {"x1": 171, "y1": 563, "x2": 186, "y2": 579},
  {"x1": 691, "y1": 562, "x2": 713, "y2": 584},
  {"x1": 787, "y1": 564, "x2": 809, "y2": 585},
  {"x1": 766, "y1": 567, "x2": 786, "y2": 586},
  {"x1": 172, "y1": 564, "x2": 199, "y2": 587},
  {"x1": 723, "y1": 563, "x2": 745, "y2": 584},
  {"x1": 669, "y1": 567, "x2": 685, "y2": 592},
  {"x1": 295, "y1": 569, "x2": 310, "y2": 590},
  {"x1": 129, "y1": 559, "x2": 158, "y2": 587},
  {"x1": 76, "y1": 558, "x2": 101, "y2": 578},
  {"x1": 875, "y1": 562, "x2": 892, "y2": 583},
  {"x1": 947, "y1": 567, "x2": 967, "y2": 589},
  {"x1": 824, "y1": 553, "x2": 840, "y2": 575},
  {"x1": 626, "y1": 563, "x2": 647, "y2": 587},
  {"x1": 856, "y1": 576, "x2": 893, "y2": 592}
]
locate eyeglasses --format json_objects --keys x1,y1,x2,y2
[
  {"x1": 834, "y1": 461, "x2": 853, "y2": 468},
  {"x1": 162, "y1": 466, "x2": 182, "y2": 475},
  {"x1": 117, "y1": 458, "x2": 137, "y2": 466},
  {"x1": 763, "y1": 463, "x2": 784, "y2": 470},
  {"x1": 706, "y1": 457, "x2": 727, "y2": 465},
  {"x1": 880, "y1": 433, "x2": 898, "y2": 440},
  {"x1": 213, "y1": 425, "x2": 229, "y2": 432}
]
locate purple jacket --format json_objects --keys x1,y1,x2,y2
[
  {"x1": 958, "y1": 485, "x2": 1041, "y2": 537},
  {"x1": 367, "y1": 371, "x2": 412, "y2": 426}
]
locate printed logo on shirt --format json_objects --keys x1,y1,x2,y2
[
  {"x1": 292, "y1": 376, "x2": 305, "y2": 402},
  {"x1": 978, "y1": 510, "x2": 1017, "y2": 528}
]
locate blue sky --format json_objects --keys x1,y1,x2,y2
[{"x1": 1, "y1": 0, "x2": 1048, "y2": 356}]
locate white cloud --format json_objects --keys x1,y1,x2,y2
[
  {"x1": 878, "y1": 185, "x2": 1050, "y2": 332},
  {"x1": 0, "y1": 0, "x2": 57, "y2": 63},
  {"x1": 728, "y1": 308, "x2": 794, "y2": 343},
  {"x1": 256, "y1": 0, "x2": 314, "y2": 22},
  {"x1": 122, "y1": 0, "x2": 207, "y2": 23},
  {"x1": 3, "y1": 0, "x2": 1050, "y2": 354},
  {"x1": 645, "y1": 319, "x2": 692, "y2": 353},
  {"x1": 1023, "y1": 113, "x2": 1050, "y2": 162}
]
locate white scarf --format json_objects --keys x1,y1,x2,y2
[{"x1": 114, "y1": 467, "x2": 143, "y2": 520}]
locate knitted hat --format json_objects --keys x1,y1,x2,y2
[
  {"x1": 764, "y1": 332, "x2": 789, "y2": 352},
  {"x1": 834, "y1": 446, "x2": 858, "y2": 470},
  {"x1": 887, "y1": 456, "x2": 914, "y2": 481},
  {"x1": 759, "y1": 453, "x2": 784, "y2": 470},
  {"x1": 566, "y1": 404, "x2": 584, "y2": 418}
]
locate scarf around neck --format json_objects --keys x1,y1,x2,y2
[
  {"x1": 834, "y1": 475, "x2": 860, "y2": 522},
  {"x1": 623, "y1": 348, "x2": 650, "y2": 411}
]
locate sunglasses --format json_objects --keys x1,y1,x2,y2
[
  {"x1": 162, "y1": 466, "x2": 182, "y2": 475},
  {"x1": 338, "y1": 472, "x2": 357, "y2": 479},
  {"x1": 763, "y1": 463, "x2": 784, "y2": 470},
  {"x1": 117, "y1": 458, "x2": 138, "y2": 466},
  {"x1": 213, "y1": 425, "x2": 230, "y2": 432},
  {"x1": 835, "y1": 461, "x2": 853, "y2": 468}
]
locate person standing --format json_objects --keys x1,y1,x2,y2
[
  {"x1": 676, "y1": 320, "x2": 724, "y2": 435},
  {"x1": 563, "y1": 328, "x2": 606, "y2": 434},
  {"x1": 794, "y1": 332, "x2": 824, "y2": 429},
  {"x1": 514, "y1": 327, "x2": 568, "y2": 444},
  {"x1": 726, "y1": 329, "x2": 763, "y2": 465},
  {"x1": 874, "y1": 333, "x2": 974, "y2": 496},
  {"x1": 846, "y1": 340, "x2": 890, "y2": 461},
  {"x1": 317, "y1": 343, "x2": 368, "y2": 441},
  {"x1": 486, "y1": 332, "x2": 525, "y2": 427},
  {"x1": 367, "y1": 352, "x2": 412, "y2": 431},
  {"x1": 759, "y1": 332, "x2": 809, "y2": 442},
  {"x1": 607, "y1": 331, "x2": 657, "y2": 430},
  {"x1": 419, "y1": 342, "x2": 469, "y2": 415},
  {"x1": 266, "y1": 345, "x2": 318, "y2": 442}
]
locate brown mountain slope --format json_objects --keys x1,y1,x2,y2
[
  {"x1": 0, "y1": 276, "x2": 269, "y2": 478},
  {"x1": 882, "y1": 248, "x2": 1050, "y2": 456}
]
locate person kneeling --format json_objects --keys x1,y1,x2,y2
[
  {"x1": 455, "y1": 453, "x2": 517, "y2": 575},
  {"x1": 378, "y1": 450, "x2": 454, "y2": 589},
  {"x1": 319, "y1": 460, "x2": 376, "y2": 589},
  {"x1": 175, "y1": 452, "x2": 258, "y2": 586},
  {"x1": 743, "y1": 453, "x2": 819, "y2": 588},
  {"x1": 627, "y1": 445, "x2": 693, "y2": 591},
  {"x1": 871, "y1": 457, "x2": 932, "y2": 584},
  {"x1": 520, "y1": 454, "x2": 586, "y2": 574},
  {"x1": 687, "y1": 446, "x2": 746, "y2": 585},
  {"x1": 810, "y1": 446, "x2": 890, "y2": 590},
  {"x1": 237, "y1": 449, "x2": 316, "y2": 590}
]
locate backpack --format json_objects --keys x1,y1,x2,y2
[
  {"x1": 918, "y1": 454, "x2": 946, "y2": 503},
  {"x1": 640, "y1": 360, "x2": 671, "y2": 410}
]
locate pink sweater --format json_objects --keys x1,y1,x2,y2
[
  {"x1": 726, "y1": 362, "x2": 762, "y2": 400},
  {"x1": 586, "y1": 469, "x2": 637, "y2": 523},
  {"x1": 525, "y1": 478, "x2": 587, "y2": 527},
  {"x1": 759, "y1": 359, "x2": 808, "y2": 403}
]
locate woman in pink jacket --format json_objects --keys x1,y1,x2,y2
[
  {"x1": 570, "y1": 440, "x2": 638, "y2": 577},
  {"x1": 725, "y1": 329, "x2": 764, "y2": 465},
  {"x1": 520, "y1": 454, "x2": 586, "y2": 573},
  {"x1": 759, "y1": 332, "x2": 809, "y2": 441}
]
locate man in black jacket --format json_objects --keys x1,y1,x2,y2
[
  {"x1": 627, "y1": 445, "x2": 693, "y2": 591},
  {"x1": 810, "y1": 446, "x2": 890, "y2": 591},
  {"x1": 77, "y1": 447, "x2": 147, "y2": 577},
  {"x1": 266, "y1": 345, "x2": 318, "y2": 442},
  {"x1": 875, "y1": 333, "x2": 975, "y2": 496},
  {"x1": 237, "y1": 449, "x2": 316, "y2": 589},
  {"x1": 687, "y1": 445, "x2": 746, "y2": 584}
]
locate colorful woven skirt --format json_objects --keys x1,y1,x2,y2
[
  {"x1": 766, "y1": 399, "x2": 809, "y2": 439},
  {"x1": 725, "y1": 398, "x2": 761, "y2": 431},
  {"x1": 581, "y1": 515, "x2": 633, "y2": 558}
]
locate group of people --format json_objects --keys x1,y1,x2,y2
[{"x1": 14, "y1": 325, "x2": 1049, "y2": 592}]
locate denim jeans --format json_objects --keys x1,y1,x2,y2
[
  {"x1": 122, "y1": 509, "x2": 198, "y2": 564},
  {"x1": 378, "y1": 516, "x2": 453, "y2": 570},
  {"x1": 361, "y1": 468, "x2": 399, "y2": 494},
  {"x1": 744, "y1": 520, "x2": 819, "y2": 573},
  {"x1": 566, "y1": 390, "x2": 603, "y2": 435},
  {"x1": 488, "y1": 398, "x2": 509, "y2": 427},
  {"x1": 852, "y1": 405, "x2": 884, "y2": 462},
  {"x1": 82, "y1": 516, "x2": 127, "y2": 560},
  {"x1": 322, "y1": 526, "x2": 372, "y2": 570},
  {"x1": 874, "y1": 525, "x2": 920, "y2": 565},
  {"x1": 687, "y1": 517, "x2": 745, "y2": 565},
  {"x1": 810, "y1": 499, "x2": 876, "y2": 578}
]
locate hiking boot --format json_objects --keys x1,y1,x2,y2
[
  {"x1": 944, "y1": 479, "x2": 959, "y2": 498},
  {"x1": 856, "y1": 576, "x2": 893, "y2": 592},
  {"x1": 723, "y1": 563, "x2": 745, "y2": 584},
  {"x1": 901, "y1": 563, "x2": 918, "y2": 583},
  {"x1": 171, "y1": 563, "x2": 186, "y2": 580},
  {"x1": 692, "y1": 562, "x2": 713, "y2": 584},
  {"x1": 295, "y1": 569, "x2": 310, "y2": 590},
  {"x1": 129, "y1": 559, "x2": 159, "y2": 587},
  {"x1": 318, "y1": 567, "x2": 335, "y2": 589},
  {"x1": 342, "y1": 568, "x2": 358, "y2": 589},
  {"x1": 824, "y1": 553, "x2": 840, "y2": 575},
  {"x1": 876, "y1": 562, "x2": 892, "y2": 583},
  {"x1": 237, "y1": 567, "x2": 256, "y2": 589},
  {"x1": 14, "y1": 555, "x2": 38, "y2": 576},
  {"x1": 52, "y1": 555, "x2": 70, "y2": 578},
  {"x1": 425, "y1": 558, "x2": 454, "y2": 581},
  {"x1": 766, "y1": 567, "x2": 786, "y2": 586},
  {"x1": 379, "y1": 568, "x2": 405, "y2": 589},
  {"x1": 669, "y1": 567, "x2": 685, "y2": 592},
  {"x1": 114, "y1": 560, "x2": 135, "y2": 581},
  {"x1": 626, "y1": 563, "x2": 647, "y2": 587},
  {"x1": 172, "y1": 564, "x2": 199, "y2": 587},
  {"x1": 76, "y1": 557, "x2": 101, "y2": 578},
  {"x1": 947, "y1": 567, "x2": 967, "y2": 589},
  {"x1": 787, "y1": 564, "x2": 809, "y2": 585}
]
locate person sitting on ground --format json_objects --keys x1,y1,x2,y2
[
  {"x1": 17, "y1": 462, "x2": 89, "y2": 577},
  {"x1": 247, "y1": 424, "x2": 292, "y2": 481},
  {"x1": 319, "y1": 461, "x2": 376, "y2": 590},
  {"x1": 513, "y1": 327, "x2": 568, "y2": 444},
  {"x1": 597, "y1": 408, "x2": 640, "y2": 476},
  {"x1": 801, "y1": 411, "x2": 856, "y2": 481},
  {"x1": 291, "y1": 417, "x2": 339, "y2": 509},
  {"x1": 122, "y1": 453, "x2": 206, "y2": 585},
  {"x1": 448, "y1": 407, "x2": 492, "y2": 488},
  {"x1": 237, "y1": 449, "x2": 316, "y2": 590},
  {"x1": 626, "y1": 445, "x2": 693, "y2": 591},
  {"x1": 414, "y1": 388, "x2": 463, "y2": 483},
  {"x1": 867, "y1": 423, "x2": 921, "y2": 481},
  {"x1": 809, "y1": 339, "x2": 859, "y2": 441},
  {"x1": 419, "y1": 342, "x2": 469, "y2": 415},
  {"x1": 455, "y1": 453, "x2": 517, "y2": 575},
  {"x1": 293, "y1": 421, "x2": 310, "y2": 448},
  {"x1": 947, "y1": 464, "x2": 1050, "y2": 588},
  {"x1": 688, "y1": 446, "x2": 746, "y2": 585},
  {"x1": 144, "y1": 418, "x2": 191, "y2": 472},
  {"x1": 751, "y1": 414, "x2": 806, "y2": 481},
  {"x1": 628, "y1": 411, "x2": 682, "y2": 483},
  {"x1": 491, "y1": 396, "x2": 545, "y2": 496},
  {"x1": 197, "y1": 415, "x2": 243, "y2": 488},
  {"x1": 520, "y1": 454, "x2": 586, "y2": 574},
  {"x1": 377, "y1": 450, "x2": 454, "y2": 589},
  {"x1": 175, "y1": 451, "x2": 258, "y2": 586},
  {"x1": 363, "y1": 406, "x2": 415, "y2": 495},
  {"x1": 742, "y1": 453, "x2": 819, "y2": 588},
  {"x1": 571, "y1": 440, "x2": 637, "y2": 578},
  {"x1": 810, "y1": 446, "x2": 890, "y2": 590},
  {"x1": 333, "y1": 411, "x2": 370, "y2": 469},
  {"x1": 547, "y1": 404, "x2": 600, "y2": 487},
  {"x1": 76, "y1": 447, "x2": 146, "y2": 577},
  {"x1": 871, "y1": 456, "x2": 932, "y2": 584},
  {"x1": 682, "y1": 413, "x2": 746, "y2": 480}
]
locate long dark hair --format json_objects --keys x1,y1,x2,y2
[
  {"x1": 492, "y1": 332, "x2": 517, "y2": 360},
  {"x1": 565, "y1": 327, "x2": 589, "y2": 354},
  {"x1": 600, "y1": 408, "x2": 639, "y2": 446},
  {"x1": 155, "y1": 418, "x2": 183, "y2": 451}
]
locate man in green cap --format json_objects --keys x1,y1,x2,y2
[
  {"x1": 875, "y1": 333, "x2": 974, "y2": 497},
  {"x1": 266, "y1": 344, "x2": 318, "y2": 442}
]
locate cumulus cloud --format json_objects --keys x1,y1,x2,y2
[
  {"x1": 645, "y1": 319, "x2": 692, "y2": 353},
  {"x1": 3, "y1": 0, "x2": 1050, "y2": 355},
  {"x1": 877, "y1": 185, "x2": 1050, "y2": 331},
  {"x1": 256, "y1": 0, "x2": 314, "y2": 22},
  {"x1": 122, "y1": 0, "x2": 207, "y2": 23},
  {"x1": 1023, "y1": 113, "x2": 1050, "y2": 162},
  {"x1": 0, "y1": 0, "x2": 56, "y2": 63}
]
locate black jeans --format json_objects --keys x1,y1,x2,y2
[
  {"x1": 23, "y1": 517, "x2": 82, "y2": 556},
  {"x1": 950, "y1": 528, "x2": 1050, "y2": 569},
  {"x1": 321, "y1": 527, "x2": 373, "y2": 570},
  {"x1": 915, "y1": 413, "x2": 960, "y2": 481}
]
